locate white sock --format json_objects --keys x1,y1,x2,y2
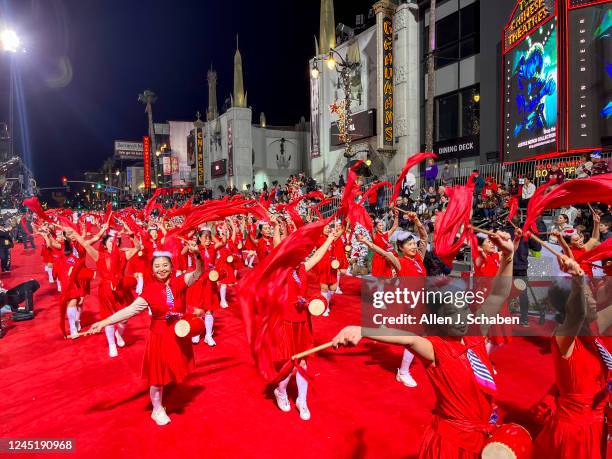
[
  {"x1": 220, "y1": 285, "x2": 227, "y2": 304},
  {"x1": 150, "y1": 385, "x2": 163, "y2": 411},
  {"x1": 67, "y1": 307, "x2": 78, "y2": 336},
  {"x1": 56, "y1": 280, "x2": 62, "y2": 292},
  {"x1": 136, "y1": 276, "x2": 143, "y2": 295},
  {"x1": 485, "y1": 340, "x2": 493, "y2": 355},
  {"x1": 204, "y1": 313, "x2": 214, "y2": 338},
  {"x1": 45, "y1": 266, "x2": 54, "y2": 282},
  {"x1": 296, "y1": 367, "x2": 308, "y2": 404},
  {"x1": 336, "y1": 273, "x2": 342, "y2": 289},
  {"x1": 76, "y1": 306, "x2": 82, "y2": 323},
  {"x1": 104, "y1": 325, "x2": 117, "y2": 350},
  {"x1": 277, "y1": 372, "x2": 291, "y2": 396},
  {"x1": 399, "y1": 349, "x2": 414, "y2": 375}
]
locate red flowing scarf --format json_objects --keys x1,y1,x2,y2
[{"x1": 390, "y1": 152, "x2": 437, "y2": 204}]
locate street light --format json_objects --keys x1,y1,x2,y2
[
  {"x1": 0, "y1": 29, "x2": 20, "y2": 53},
  {"x1": 115, "y1": 170, "x2": 120, "y2": 176}
]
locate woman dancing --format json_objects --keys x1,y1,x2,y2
[{"x1": 89, "y1": 243, "x2": 203, "y2": 425}]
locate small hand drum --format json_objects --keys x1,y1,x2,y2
[
  {"x1": 237, "y1": 243, "x2": 243, "y2": 250},
  {"x1": 174, "y1": 314, "x2": 204, "y2": 338},
  {"x1": 513, "y1": 278, "x2": 527, "y2": 291},
  {"x1": 345, "y1": 244, "x2": 351, "y2": 252},
  {"x1": 208, "y1": 270, "x2": 220, "y2": 282},
  {"x1": 482, "y1": 423, "x2": 533, "y2": 459},
  {"x1": 308, "y1": 295, "x2": 328, "y2": 316},
  {"x1": 226, "y1": 255, "x2": 234, "y2": 263},
  {"x1": 331, "y1": 259, "x2": 341, "y2": 270},
  {"x1": 138, "y1": 250, "x2": 143, "y2": 257}
]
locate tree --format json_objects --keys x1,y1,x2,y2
[
  {"x1": 425, "y1": 0, "x2": 436, "y2": 152},
  {"x1": 138, "y1": 90, "x2": 158, "y2": 187}
]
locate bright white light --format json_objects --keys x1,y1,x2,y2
[{"x1": 1, "y1": 30, "x2": 20, "y2": 53}]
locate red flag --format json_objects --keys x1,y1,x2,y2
[
  {"x1": 523, "y1": 174, "x2": 612, "y2": 235},
  {"x1": 433, "y1": 180, "x2": 475, "y2": 268},
  {"x1": 507, "y1": 196, "x2": 519, "y2": 222},
  {"x1": 357, "y1": 181, "x2": 392, "y2": 206},
  {"x1": 575, "y1": 238, "x2": 612, "y2": 264},
  {"x1": 390, "y1": 152, "x2": 437, "y2": 204},
  {"x1": 239, "y1": 218, "x2": 330, "y2": 383},
  {"x1": 22, "y1": 197, "x2": 51, "y2": 222}
]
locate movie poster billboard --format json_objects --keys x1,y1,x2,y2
[
  {"x1": 503, "y1": 0, "x2": 559, "y2": 161},
  {"x1": 310, "y1": 75, "x2": 320, "y2": 158},
  {"x1": 567, "y1": 0, "x2": 612, "y2": 151},
  {"x1": 143, "y1": 135, "x2": 151, "y2": 190}
]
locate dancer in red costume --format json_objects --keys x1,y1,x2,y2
[
  {"x1": 68, "y1": 227, "x2": 141, "y2": 357},
  {"x1": 188, "y1": 228, "x2": 223, "y2": 346},
  {"x1": 315, "y1": 223, "x2": 342, "y2": 316},
  {"x1": 215, "y1": 222, "x2": 237, "y2": 309},
  {"x1": 34, "y1": 222, "x2": 57, "y2": 284},
  {"x1": 333, "y1": 231, "x2": 516, "y2": 458},
  {"x1": 273, "y1": 226, "x2": 341, "y2": 421},
  {"x1": 370, "y1": 211, "x2": 399, "y2": 277},
  {"x1": 534, "y1": 254, "x2": 612, "y2": 459},
  {"x1": 557, "y1": 210, "x2": 601, "y2": 276},
  {"x1": 89, "y1": 243, "x2": 203, "y2": 426},
  {"x1": 473, "y1": 235, "x2": 501, "y2": 276},
  {"x1": 357, "y1": 211, "x2": 428, "y2": 387},
  {"x1": 255, "y1": 220, "x2": 274, "y2": 264}
]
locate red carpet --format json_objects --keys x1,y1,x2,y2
[{"x1": 0, "y1": 242, "x2": 593, "y2": 458}]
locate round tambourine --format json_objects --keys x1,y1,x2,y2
[
  {"x1": 226, "y1": 255, "x2": 234, "y2": 263},
  {"x1": 345, "y1": 244, "x2": 351, "y2": 252},
  {"x1": 308, "y1": 296, "x2": 328, "y2": 316},
  {"x1": 482, "y1": 423, "x2": 532, "y2": 459},
  {"x1": 331, "y1": 259, "x2": 341, "y2": 270},
  {"x1": 237, "y1": 243, "x2": 243, "y2": 250},
  {"x1": 174, "y1": 314, "x2": 204, "y2": 339},
  {"x1": 208, "y1": 270, "x2": 220, "y2": 282}
]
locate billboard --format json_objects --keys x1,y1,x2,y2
[
  {"x1": 567, "y1": 0, "x2": 612, "y2": 150},
  {"x1": 143, "y1": 136, "x2": 151, "y2": 190},
  {"x1": 114, "y1": 140, "x2": 143, "y2": 160},
  {"x1": 503, "y1": 13, "x2": 559, "y2": 161}
]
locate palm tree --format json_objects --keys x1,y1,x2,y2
[{"x1": 138, "y1": 90, "x2": 158, "y2": 187}]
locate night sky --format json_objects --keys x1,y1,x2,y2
[{"x1": 0, "y1": 0, "x2": 374, "y2": 186}]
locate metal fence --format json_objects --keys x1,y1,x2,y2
[{"x1": 319, "y1": 153, "x2": 611, "y2": 218}]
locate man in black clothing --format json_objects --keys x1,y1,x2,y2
[
  {"x1": 505, "y1": 217, "x2": 542, "y2": 326},
  {"x1": 18, "y1": 215, "x2": 35, "y2": 249},
  {"x1": 0, "y1": 221, "x2": 13, "y2": 272}
]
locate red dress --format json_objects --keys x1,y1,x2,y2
[
  {"x1": 417, "y1": 336, "x2": 495, "y2": 459},
  {"x1": 534, "y1": 337, "x2": 609, "y2": 459},
  {"x1": 371, "y1": 231, "x2": 395, "y2": 276},
  {"x1": 216, "y1": 245, "x2": 237, "y2": 284},
  {"x1": 315, "y1": 235, "x2": 341, "y2": 285},
  {"x1": 140, "y1": 274, "x2": 194, "y2": 385},
  {"x1": 186, "y1": 245, "x2": 220, "y2": 311},
  {"x1": 256, "y1": 236, "x2": 273, "y2": 263},
  {"x1": 399, "y1": 254, "x2": 426, "y2": 277},
  {"x1": 571, "y1": 247, "x2": 594, "y2": 276},
  {"x1": 276, "y1": 263, "x2": 313, "y2": 363},
  {"x1": 97, "y1": 251, "x2": 127, "y2": 318},
  {"x1": 474, "y1": 252, "x2": 500, "y2": 276}
]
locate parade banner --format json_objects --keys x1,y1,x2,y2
[
  {"x1": 227, "y1": 120, "x2": 234, "y2": 177},
  {"x1": 196, "y1": 127, "x2": 205, "y2": 186},
  {"x1": 143, "y1": 135, "x2": 151, "y2": 191},
  {"x1": 502, "y1": 0, "x2": 559, "y2": 161}
]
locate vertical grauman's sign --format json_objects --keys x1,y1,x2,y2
[
  {"x1": 227, "y1": 120, "x2": 234, "y2": 177},
  {"x1": 310, "y1": 75, "x2": 321, "y2": 158},
  {"x1": 196, "y1": 127, "x2": 205, "y2": 186},
  {"x1": 382, "y1": 17, "x2": 394, "y2": 146},
  {"x1": 143, "y1": 135, "x2": 151, "y2": 191}
]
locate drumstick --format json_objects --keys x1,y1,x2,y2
[
  {"x1": 291, "y1": 341, "x2": 334, "y2": 360},
  {"x1": 473, "y1": 224, "x2": 564, "y2": 258},
  {"x1": 68, "y1": 330, "x2": 94, "y2": 339}
]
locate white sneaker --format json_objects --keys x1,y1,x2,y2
[
  {"x1": 396, "y1": 369, "x2": 417, "y2": 387},
  {"x1": 151, "y1": 407, "x2": 171, "y2": 426},
  {"x1": 115, "y1": 331, "x2": 125, "y2": 348},
  {"x1": 220, "y1": 301, "x2": 229, "y2": 309},
  {"x1": 274, "y1": 388, "x2": 291, "y2": 412},
  {"x1": 296, "y1": 399, "x2": 311, "y2": 421},
  {"x1": 109, "y1": 346, "x2": 118, "y2": 358},
  {"x1": 204, "y1": 335, "x2": 216, "y2": 347},
  {"x1": 322, "y1": 308, "x2": 330, "y2": 317},
  {"x1": 191, "y1": 335, "x2": 201, "y2": 344}
]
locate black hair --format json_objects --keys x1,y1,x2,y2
[
  {"x1": 151, "y1": 255, "x2": 172, "y2": 267},
  {"x1": 63, "y1": 238, "x2": 72, "y2": 257},
  {"x1": 397, "y1": 235, "x2": 416, "y2": 250},
  {"x1": 548, "y1": 282, "x2": 571, "y2": 324},
  {"x1": 101, "y1": 234, "x2": 113, "y2": 247}
]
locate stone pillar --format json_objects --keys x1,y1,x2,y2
[
  {"x1": 225, "y1": 107, "x2": 253, "y2": 192},
  {"x1": 390, "y1": 2, "x2": 421, "y2": 176}
]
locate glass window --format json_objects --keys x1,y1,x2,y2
[
  {"x1": 461, "y1": 86, "x2": 480, "y2": 137},
  {"x1": 436, "y1": 93, "x2": 459, "y2": 141},
  {"x1": 460, "y1": 3, "x2": 478, "y2": 38},
  {"x1": 436, "y1": 13, "x2": 459, "y2": 49}
]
